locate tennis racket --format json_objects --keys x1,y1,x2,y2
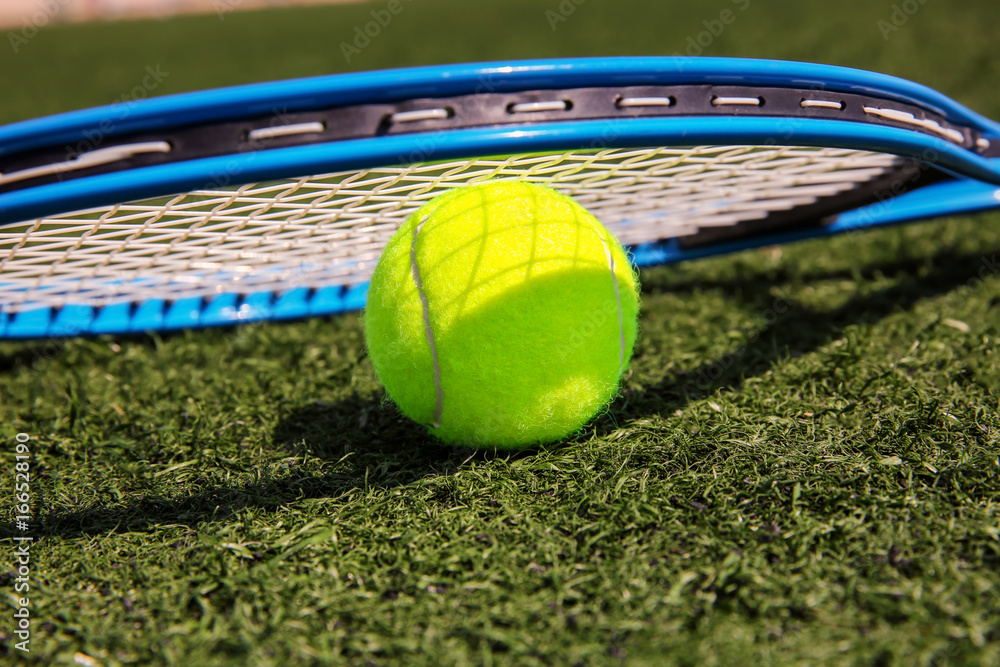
[{"x1": 1, "y1": 56, "x2": 998, "y2": 340}]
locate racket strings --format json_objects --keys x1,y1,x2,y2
[{"x1": 0, "y1": 145, "x2": 906, "y2": 313}]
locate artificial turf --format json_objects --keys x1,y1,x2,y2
[{"x1": 1, "y1": 0, "x2": 999, "y2": 664}]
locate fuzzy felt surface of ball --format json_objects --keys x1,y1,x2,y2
[{"x1": 364, "y1": 181, "x2": 640, "y2": 449}]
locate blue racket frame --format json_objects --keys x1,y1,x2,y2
[{"x1": 2, "y1": 57, "x2": 1000, "y2": 339}]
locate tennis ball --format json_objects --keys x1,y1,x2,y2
[{"x1": 364, "y1": 180, "x2": 640, "y2": 449}]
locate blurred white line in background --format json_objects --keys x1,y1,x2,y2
[{"x1": 0, "y1": 0, "x2": 365, "y2": 28}]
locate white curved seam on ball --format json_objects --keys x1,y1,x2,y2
[
  {"x1": 410, "y1": 215, "x2": 444, "y2": 429},
  {"x1": 596, "y1": 231, "x2": 626, "y2": 373}
]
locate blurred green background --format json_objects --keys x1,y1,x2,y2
[
  {"x1": 2, "y1": 1, "x2": 999, "y2": 665},
  {"x1": 1, "y1": 0, "x2": 999, "y2": 123}
]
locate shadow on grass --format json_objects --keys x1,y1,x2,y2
[
  {"x1": 1, "y1": 395, "x2": 532, "y2": 541},
  {"x1": 5, "y1": 244, "x2": 996, "y2": 540},
  {"x1": 618, "y1": 245, "x2": 1000, "y2": 419},
  {"x1": 0, "y1": 331, "x2": 163, "y2": 375}
]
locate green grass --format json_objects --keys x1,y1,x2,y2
[{"x1": 2, "y1": 0, "x2": 1000, "y2": 665}]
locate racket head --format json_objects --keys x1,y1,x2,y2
[{"x1": 2, "y1": 57, "x2": 999, "y2": 339}]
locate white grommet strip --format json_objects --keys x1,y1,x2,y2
[
  {"x1": 0, "y1": 141, "x2": 172, "y2": 187},
  {"x1": 508, "y1": 100, "x2": 570, "y2": 114},
  {"x1": 863, "y1": 106, "x2": 964, "y2": 144},
  {"x1": 800, "y1": 99, "x2": 845, "y2": 110},
  {"x1": 617, "y1": 97, "x2": 674, "y2": 108},
  {"x1": 391, "y1": 108, "x2": 451, "y2": 124},
  {"x1": 248, "y1": 122, "x2": 325, "y2": 141},
  {"x1": 712, "y1": 96, "x2": 762, "y2": 107}
]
